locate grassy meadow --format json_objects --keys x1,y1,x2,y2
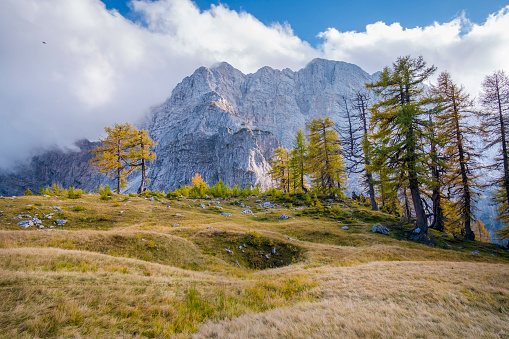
[{"x1": 0, "y1": 193, "x2": 508, "y2": 338}]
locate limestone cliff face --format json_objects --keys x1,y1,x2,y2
[
  {"x1": 0, "y1": 140, "x2": 111, "y2": 196},
  {"x1": 143, "y1": 58, "x2": 377, "y2": 190},
  {"x1": 0, "y1": 58, "x2": 377, "y2": 194}
]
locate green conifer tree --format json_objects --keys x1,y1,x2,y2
[
  {"x1": 367, "y1": 55, "x2": 436, "y2": 237},
  {"x1": 289, "y1": 129, "x2": 308, "y2": 193}
]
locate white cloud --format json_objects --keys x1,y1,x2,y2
[
  {"x1": 0, "y1": 0, "x2": 508, "y2": 169},
  {"x1": 0, "y1": 0, "x2": 317, "y2": 169},
  {"x1": 318, "y1": 6, "x2": 509, "y2": 94}
]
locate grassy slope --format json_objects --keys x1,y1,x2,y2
[{"x1": 0, "y1": 194, "x2": 508, "y2": 338}]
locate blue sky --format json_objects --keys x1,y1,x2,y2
[
  {"x1": 1, "y1": 0, "x2": 508, "y2": 166},
  {"x1": 101, "y1": 0, "x2": 508, "y2": 45}
]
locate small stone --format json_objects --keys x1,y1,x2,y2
[
  {"x1": 272, "y1": 248, "x2": 276, "y2": 254},
  {"x1": 264, "y1": 254, "x2": 270, "y2": 259},
  {"x1": 199, "y1": 204, "x2": 206, "y2": 209},
  {"x1": 172, "y1": 224, "x2": 179, "y2": 227},
  {"x1": 207, "y1": 226, "x2": 213, "y2": 229},
  {"x1": 471, "y1": 250, "x2": 480, "y2": 255},
  {"x1": 341, "y1": 226, "x2": 349, "y2": 230},
  {"x1": 174, "y1": 213, "x2": 183, "y2": 217},
  {"x1": 241, "y1": 209, "x2": 253, "y2": 214},
  {"x1": 372, "y1": 224, "x2": 390, "y2": 235},
  {"x1": 55, "y1": 219, "x2": 67, "y2": 226},
  {"x1": 17, "y1": 220, "x2": 34, "y2": 228},
  {"x1": 279, "y1": 214, "x2": 290, "y2": 220},
  {"x1": 220, "y1": 212, "x2": 232, "y2": 217}
]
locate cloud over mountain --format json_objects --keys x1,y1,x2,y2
[{"x1": 0, "y1": 0, "x2": 508, "y2": 168}]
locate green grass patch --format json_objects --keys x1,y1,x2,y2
[{"x1": 193, "y1": 230, "x2": 305, "y2": 269}]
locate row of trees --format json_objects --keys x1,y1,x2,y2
[
  {"x1": 90, "y1": 123, "x2": 157, "y2": 194},
  {"x1": 270, "y1": 56, "x2": 509, "y2": 241},
  {"x1": 269, "y1": 118, "x2": 346, "y2": 197},
  {"x1": 366, "y1": 57, "x2": 509, "y2": 241}
]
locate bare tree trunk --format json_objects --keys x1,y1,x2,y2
[
  {"x1": 430, "y1": 129, "x2": 444, "y2": 232},
  {"x1": 407, "y1": 124, "x2": 428, "y2": 234},
  {"x1": 138, "y1": 159, "x2": 147, "y2": 194},
  {"x1": 366, "y1": 170, "x2": 378, "y2": 211},
  {"x1": 496, "y1": 77, "x2": 509, "y2": 208}
]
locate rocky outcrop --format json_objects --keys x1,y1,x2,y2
[{"x1": 142, "y1": 58, "x2": 377, "y2": 190}]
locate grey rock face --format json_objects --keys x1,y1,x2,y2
[
  {"x1": 143, "y1": 58, "x2": 377, "y2": 191},
  {"x1": 0, "y1": 139, "x2": 112, "y2": 196}
]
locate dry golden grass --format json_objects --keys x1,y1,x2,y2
[
  {"x1": 0, "y1": 194, "x2": 508, "y2": 338},
  {"x1": 196, "y1": 261, "x2": 509, "y2": 338}
]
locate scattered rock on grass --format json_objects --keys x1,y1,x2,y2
[
  {"x1": 17, "y1": 220, "x2": 34, "y2": 228},
  {"x1": 372, "y1": 224, "x2": 390, "y2": 235},
  {"x1": 279, "y1": 214, "x2": 290, "y2": 220},
  {"x1": 55, "y1": 219, "x2": 67, "y2": 226},
  {"x1": 342, "y1": 226, "x2": 349, "y2": 230},
  {"x1": 242, "y1": 209, "x2": 253, "y2": 214},
  {"x1": 471, "y1": 250, "x2": 480, "y2": 255},
  {"x1": 220, "y1": 212, "x2": 232, "y2": 217}
]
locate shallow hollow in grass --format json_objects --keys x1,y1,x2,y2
[{"x1": 192, "y1": 230, "x2": 305, "y2": 270}]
